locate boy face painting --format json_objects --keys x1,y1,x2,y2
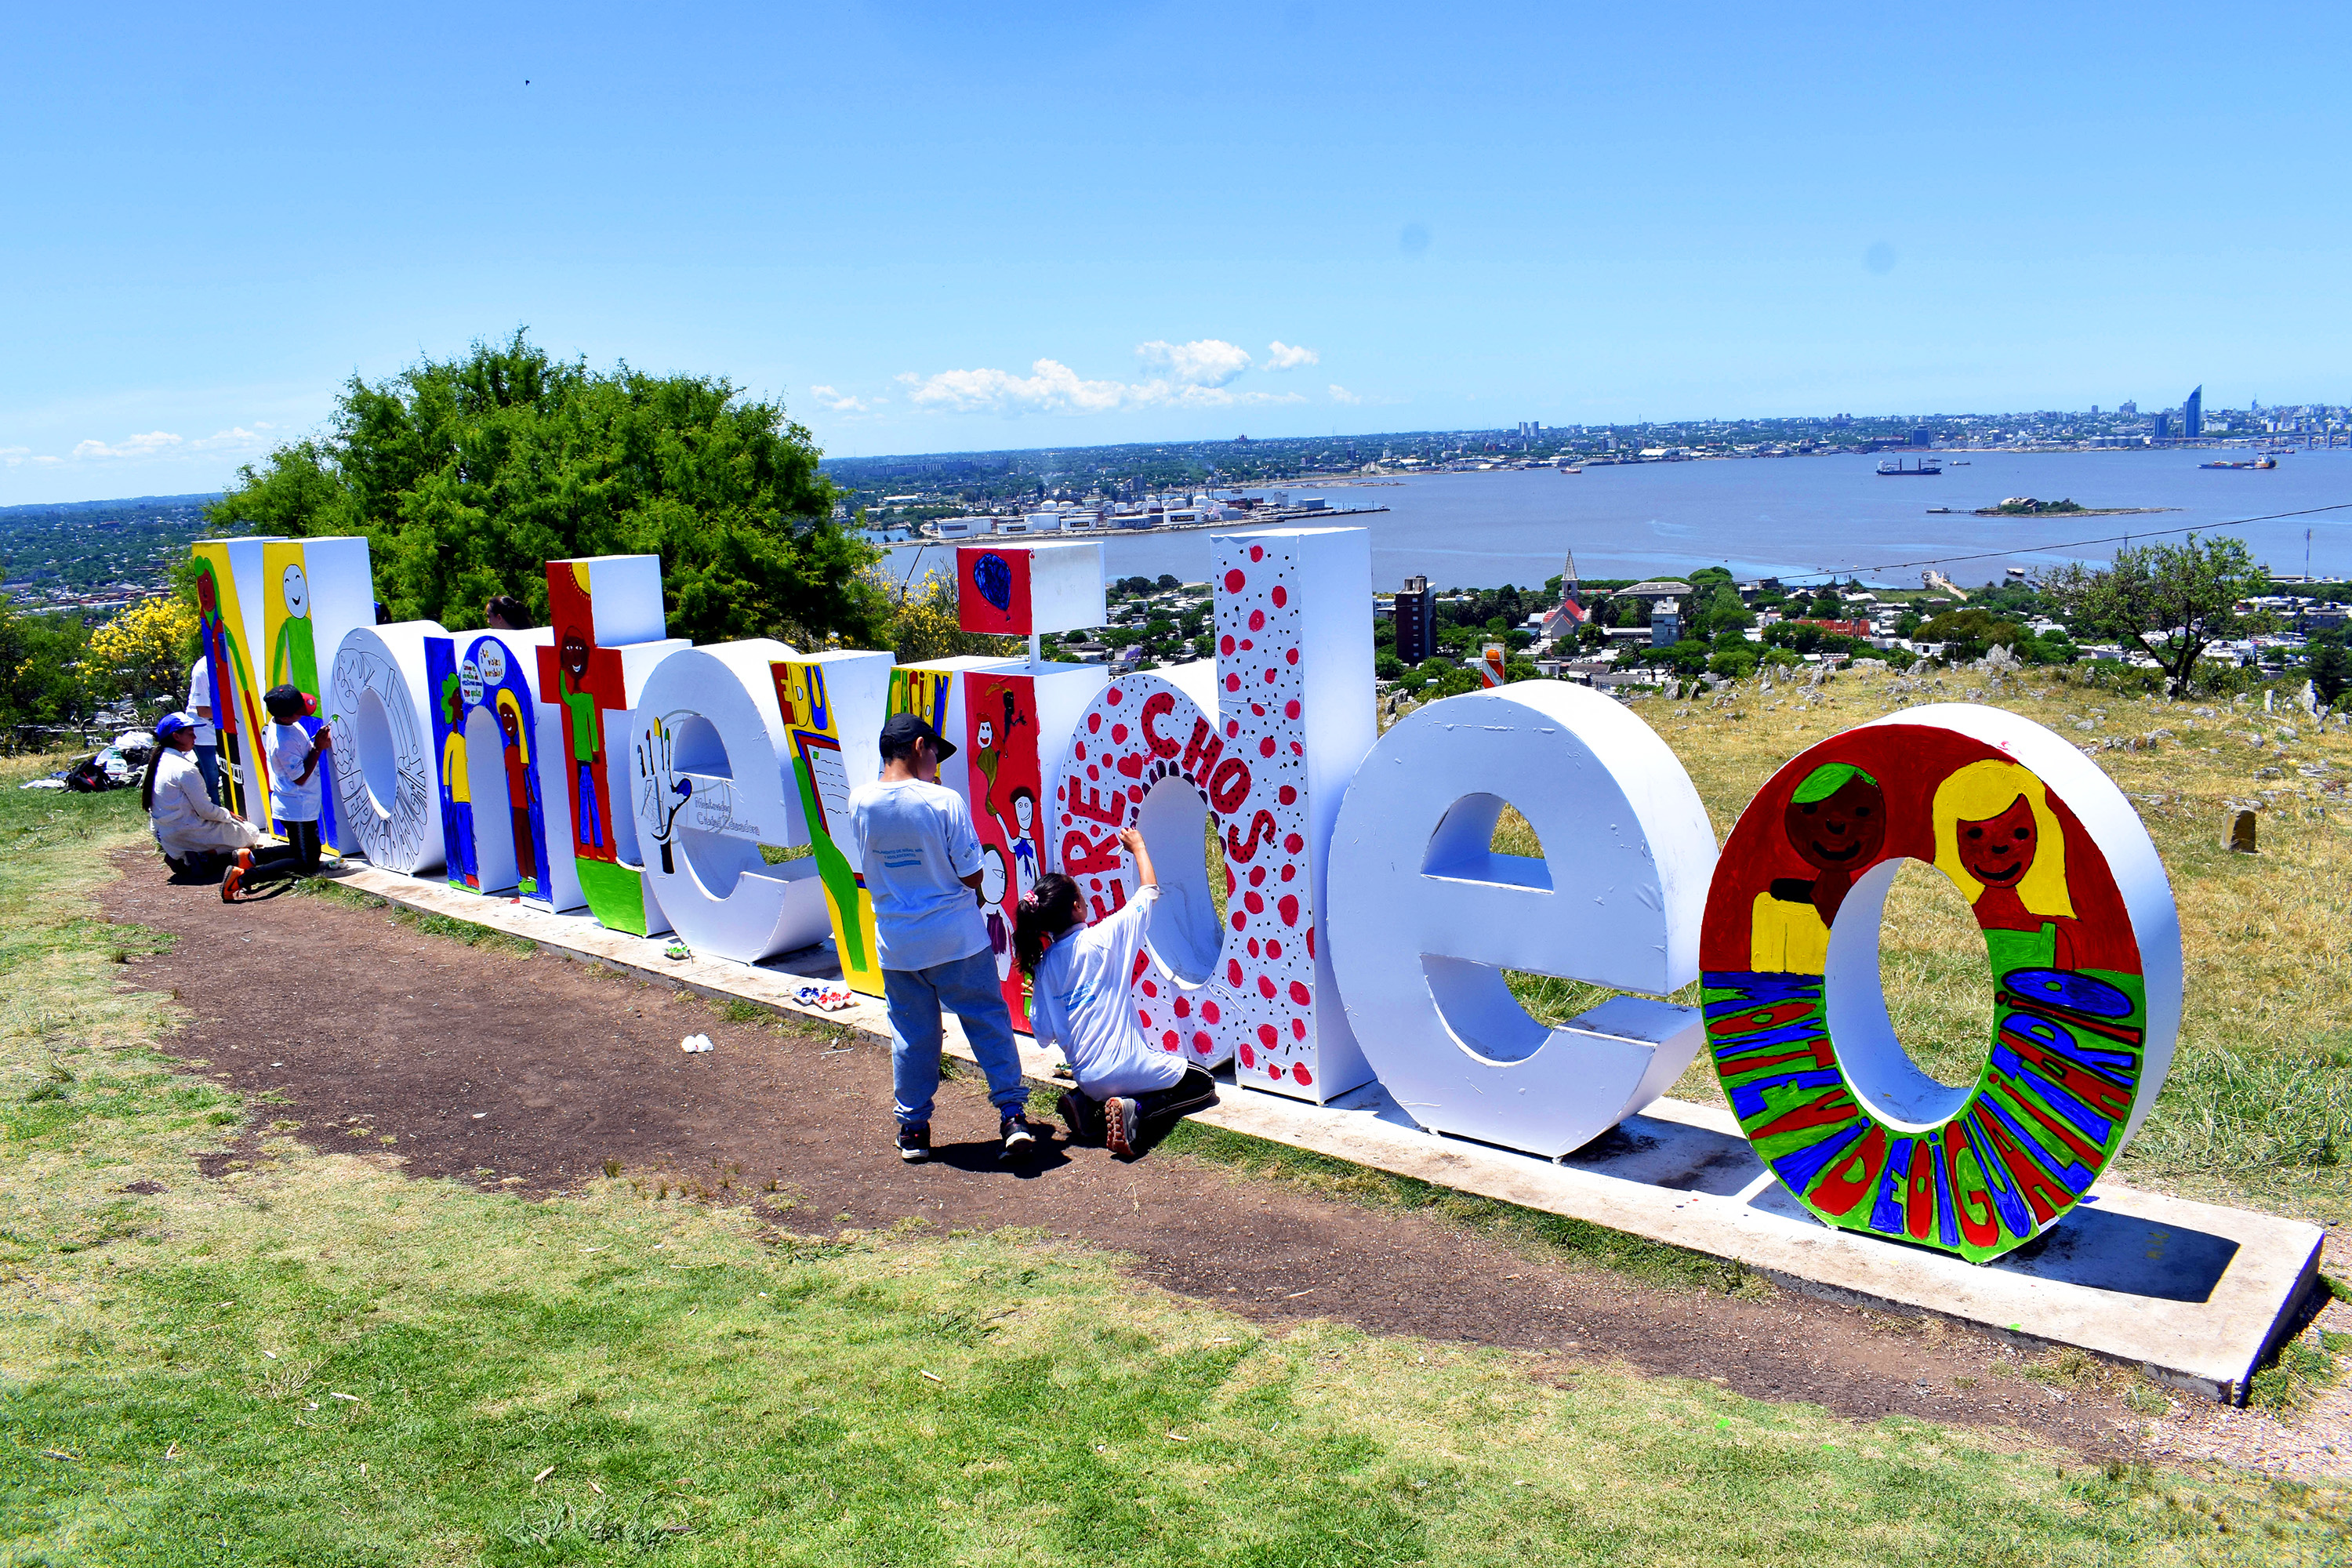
[
  {"x1": 561, "y1": 631, "x2": 590, "y2": 680},
  {"x1": 281, "y1": 563, "x2": 309, "y2": 618},
  {"x1": 1781, "y1": 768, "x2": 1886, "y2": 875}
]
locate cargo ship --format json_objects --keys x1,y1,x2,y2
[
  {"x1": 2199, "y1": 456, "x2": 2277, "y2": 470},
  {"x1": 1876, "y1": 457, "x2": 1942, "y2": 476}
]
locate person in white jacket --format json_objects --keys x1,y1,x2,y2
[{"x1": 143, "y1": 712, "x2": 260, "y2": 877}]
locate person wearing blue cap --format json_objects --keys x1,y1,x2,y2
[{"x1": 143, "y1": 712, "x2": 261, "y2": 878}]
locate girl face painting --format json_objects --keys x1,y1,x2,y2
[{"x1": 1956, "y1": 797, "x2": 2038, "y2": 889}]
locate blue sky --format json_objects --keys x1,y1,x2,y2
[{"x1": 4, "y1": 1, "x2": 2347, "y2": 504}]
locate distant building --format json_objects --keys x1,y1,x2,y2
[
  {"x1": 2184, "y1": 385, "x2": 2203, "y2": 439},
  {"x1": 2154, "y1": 411, "x2": 2172, "y2": 441},
  {"x1": 1650, "y1": 599, "x2": 1682, "y2": 648},
  {"x1": 1909, "y1": 426, "x2": 1932, "y2": 447},
  {"x1": 1394, "y1": 575, "x2": 1437, "y2": 664}
]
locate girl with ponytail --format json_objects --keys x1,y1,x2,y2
[{"x1": 1023, "y1": 826, "x2": 1218, "y2": 1157}]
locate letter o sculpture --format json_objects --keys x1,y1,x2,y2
[{"x1": 1700, "y1": 703, "x2": 2181, "y2": 1264}]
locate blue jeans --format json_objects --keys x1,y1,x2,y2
[
  {"x1": 885, "y1": 947, "x2": 1029, "y2": 1128},
  {"x1": 194, "y1": 744, "x2": 220, "y2": 805}
]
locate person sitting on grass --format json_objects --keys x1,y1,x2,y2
[
  {"x1": 143, "y1": 711, "x2": 260, "y2": 880},
  {"x1": 1018, "y1": 826, "x2": 1218, "y2": 1158},
  {"x1": 223, "y1": 684, "x2": 333, "y2": 902}
]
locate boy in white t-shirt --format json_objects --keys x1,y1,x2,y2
[
  {"x1": 1018, "y1": 826, "x2": 1217, "y2": 1158},
  {"x1": 223, "y1": 684, "x2": 332, "y2": 902},
  {"x1": 847, "y1": 713, "x2": 1053, "y2": 1163}
]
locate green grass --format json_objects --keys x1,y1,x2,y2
[{"x1": 2, "y1": 762, "x2": 2350, "y2": 1561}]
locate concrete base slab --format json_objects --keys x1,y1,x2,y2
[{"x1": 326, "y1": 862, "x2": 2324, "y2": 1403}]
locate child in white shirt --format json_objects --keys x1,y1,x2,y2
[
  {"x1": 1019, "y1": 826, "x2": 1217, "y2": 1157},
  {"x1": 223, "y1": 684, "x2": 332, "y2": 901}
]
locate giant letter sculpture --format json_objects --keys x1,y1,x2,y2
[
  {"x1": 624, "y1": 641, "x2": 833, "y2": 964},
  {"x1": 260, "y1": 538, "x2": 375, "y2": 850},
  {"x1": 1057, "y1": 528, "x2": 1374, "y2": 1101},
  {"x1": 425, "y1": 627, "x2": 560, "y2": 902},
  {"x1": 327, "y1": 619, "x2": 451, "y2": 876},
  {"x1": 774, "y1": 649, "x2": 898, "y2": 994},
  {"x1": 1327, "y1": 682, "x2": 1715, "y2": 1157},
  {"x1": 191, "y1": 538, "x2": 279, "y2": 822},
  {"x1": 949, "y1": 540, "x2": 1108, "y2": 1029},
  {"x1": 1699, "y1": 703, "x2": 2181, "y2": 1263},
  {"x1": 537, "y1": 557, "x2": 688, "y2": 936}
]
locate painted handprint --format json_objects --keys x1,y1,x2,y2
[{"x1": 637, "y1": 715, "x2": 693, "y2": 873}]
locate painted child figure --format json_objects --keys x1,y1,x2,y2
[
  {"x1": 1749, "y1": 762, "x2": 1886, "y2": 973},
  {"x1": 441, "y1": 683, "x2": 477, "y2": 889},
  {"x1": 1018, "y1": 826, "x2": 1218, "y2": 1158},
  {"x1": 498, "y1": 700, "x2": 538, "y2": 892}
]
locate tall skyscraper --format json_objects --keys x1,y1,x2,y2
[
  {"x1": 1394, "y1": 575, "x2": 1437, "y2": 665},
  {"x1": 2185, "y1": 385, "x2": 2203, "y2": 439}
]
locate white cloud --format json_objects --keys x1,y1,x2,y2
[
  {"x1": 71, "y1": 430, "x2": 184, "y2": 460},
  {"x1": 1265, "y1": 341, "x2": 1319, "y2": 371},
  {"x1": 0, "y1": 446, "x2": 28, "y2": 466},
  {"x1": 190, "y1": 425, "x2": 277, "y2": 453},
  {"x1": 1133, "y1": 338, "x2": 1253, "y2": 387},
  {"x1": 1328, "y1": 384, "x2": 1362, "y2": 405},
  {"x1": 899, "y1": 342, "x2": 1312, "y2": 418},
  {"x1": 809, "y1": 384, "x2": 871, "y2": 413}
]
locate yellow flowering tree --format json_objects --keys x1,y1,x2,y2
[
  {"x1": 870, "y1": 565, "x2": 1022, "y2": 663},
  {"x1": 85, "y1": 597, "x2": 198, "y2": 705}
]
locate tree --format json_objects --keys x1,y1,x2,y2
[
  {"x1": 209, "y1": 331, "x2": 882, "y2": 648},
  {"x1": 0, "y1": 604, "x2": 92, "y2": 736},
  {"x1": 879, "y1": 571, "x2": 1022, "y2": 665},
  {"x1": 2309, "y1": 636, "x2": 2350, "y2": 706},
  {"x1": 2042, "y1": 534, "x2": 2271, "y2": 694},
  {"x1": 1914, "y1": 608, "x2": 2021, "y2": 662},
  {"x1": 85, "y1": 597, "x2": 198, "y2": 706}
]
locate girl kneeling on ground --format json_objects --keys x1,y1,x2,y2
[
  {"x1": 1017, "y1": 826, "x2": 1218, "y2": 1157},
  {"x1": 144, "y1": 711, "x2": 261, "y2": 878}
]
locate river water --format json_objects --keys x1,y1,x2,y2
[{"x1": 887, "y1": 447, "x2": 2352, "y2": 593}]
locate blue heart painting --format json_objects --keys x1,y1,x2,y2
[{"x1": 973, "y1": 552, "x2": 1014, "y2": 613}]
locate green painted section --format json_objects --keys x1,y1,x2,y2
[{"x1": 575, "y1": 856, "x2": 649, "y2": 935}]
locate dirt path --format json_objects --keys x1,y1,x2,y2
[{"x1": 99, "y1": 851, "x2": 2254, "y2": 1463}]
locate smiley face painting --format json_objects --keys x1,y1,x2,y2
[{"x1": 1748, "y1": 762, "x2": 1886, "y2": 971}]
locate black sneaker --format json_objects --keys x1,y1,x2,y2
[
  {"x1": 897, "y1": 1123, "x2": 931, "y2": 1163},
  {"x1": 1103, "y1": 1097, "x2": 1138, "y2": 1158},
  {"x1": 1057, "y1": 1090, "x2": 1104, "y2": 1147},
  {"x1": 1000, "y1": 1112, "x2": 1051, "y2": 1158}
]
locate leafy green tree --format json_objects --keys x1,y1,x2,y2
[
  {"x1": 2042, "y1": 534, "x2": 2271, "y2": 694},
  {"x1": 1650, "y1": 638, "x2": 1713, "y2": 677},
  {"x1": 1, "y1": 604, "x2": 93, "y2": 735},
  {"x1": 2308, "y1": 635, "x2": 2350, "y2": 706},
  {"x1": 209, "y1": 332, "x2": 881, "y2": 648},
  {"x1": 1708, "y1": 647, "x2": 1759, "y2": 681},
  {"x1": 1914, "y1": 608, "x2": 2021, "y2": 662}
]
